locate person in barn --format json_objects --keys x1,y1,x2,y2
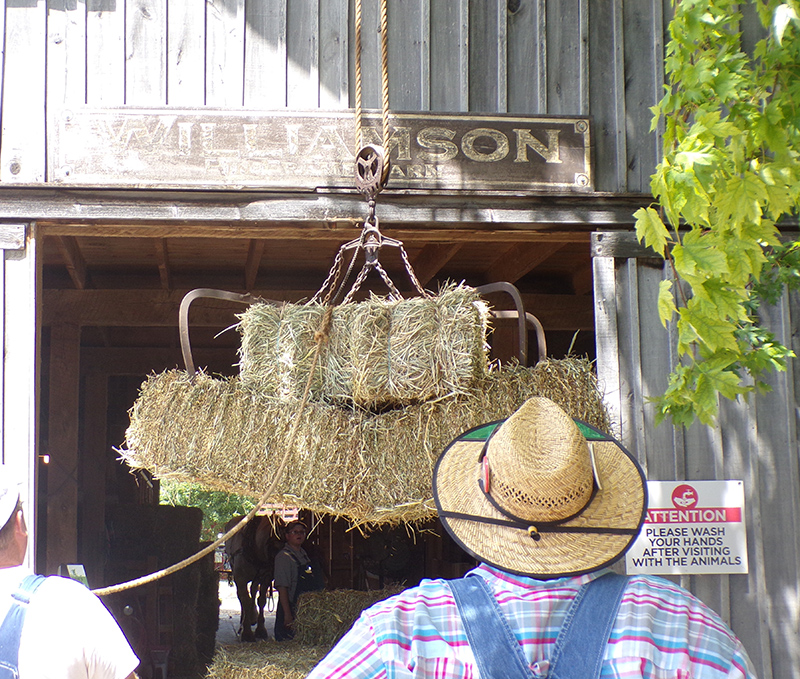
[
  {"x1": 307, "y1": 397, "x2": 757, "y2": 679},
  {"x1": 273, "y1": 519, "x2": 325, "y2": 641},
  {"x1": 0, "y1": 467, "x2": 139, "y2": 679}
]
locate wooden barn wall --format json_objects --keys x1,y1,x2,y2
[
  {"x1": 593, "y1": 232, "x2": 800, "y2": 679},
  {"x1": 0, "y1": 0, "x2": 677, "y2": 192}
]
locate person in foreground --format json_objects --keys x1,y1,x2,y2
[
  {"x1": 307, "y1": 397, "x2": 757, "y2": 679},
  {"x1": 0, "y1": 467, "x2": 139, "y2": 679}
]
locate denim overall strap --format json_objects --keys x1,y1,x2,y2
[
  {"x1": 548, "y1": 573, "x2": 628, "y2": 679},
  {"x1": 0, "y1": 574, "x2": 47, "y2": 679},
  {"x1": 449, "y1": 574, "x2": 532, "y2": 679}
]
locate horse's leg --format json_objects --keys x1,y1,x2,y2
[
  {"x1": 234, "y1": 565, "x2": 256, "y2": 642},
  {"x1": 254, "y1": 579, "x2": 269, "y2": 639}
]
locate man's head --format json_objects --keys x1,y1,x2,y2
[
  {"x1": 433, "y1": 397, "x2": 647, "y2": 578},
  {"x1": 284, "y1": 520, "x2": 308, "y2": 548},
  {"x1": 0, "y1": 466, "x2": 27, "y2": 565}
]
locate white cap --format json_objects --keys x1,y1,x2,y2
[{"x1": 0, "y1": 465, "x2": 22, "y2": 528}]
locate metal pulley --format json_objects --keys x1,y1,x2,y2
[{"x1": 355, "y1": 144, "x2": 390, "y2": 202}]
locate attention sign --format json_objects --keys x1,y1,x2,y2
[
  {"x1": 626, "y1": 480, "x2": 748, "y2": 575},
  {"x1": 49, "y1": 108, "x2": 592, "y2": 192}
]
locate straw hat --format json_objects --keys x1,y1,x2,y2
[{"x1": 433, "y1": 397, "x2": 646, "y2": 578}]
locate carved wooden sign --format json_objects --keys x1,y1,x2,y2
[{"x1": 50, "y1": 109, "x2": 592, "y2": 192}]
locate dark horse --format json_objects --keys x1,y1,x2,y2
[{"x1": 224, "y1": 514, "x2": 282, "y2": 641}]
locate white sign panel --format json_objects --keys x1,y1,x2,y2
[{"x1": 626, "y1": 480, "x2": 748, "y2": 575}]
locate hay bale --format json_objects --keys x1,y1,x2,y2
[
  {"x1": 206, "y1": 642, "x2": 328, "y2": 679},
  {"x1": 237, "y1": 283, "x2": 491, "y2": 407},
  {"x1": 294, "y1": 587, "x2": 404, "y2": 646},
  {"x1": 122, "y1": 357, "x2": 610, "y2": 527}
]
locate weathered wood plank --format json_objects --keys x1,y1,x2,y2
[
  {"x1": 752, "y1": 297, "x2": 800, "y2": 679},
  {"x1": 287, "y1": 0, "x2": 320, "y2": 108},
  {"x1": 388, "y1": 0, "x2": 430, "y2": 110},
  {"x1": 546, "y1": 0, "x2": 587, "y2": 115},
  {"x1": 717, "y1": 394, "x2": 773, "y2": 678},
  {"x1": 615, "y1": 258, "x2": 647, "y2": 457},
  {"x1": 468, "y1": 0, "x2": 503, "y2": 112},
  {"x1": 86, "y1": 0, "x2": 125, "y2": 104},
  {"x1": 244, "y1": 0, "x2": 288, "y2": 108},
  {"x1": 319, "y1": 0, "x2": 349, "y2": 109},
  {"x1": 635, "y1": 260, "x2": 684, "y2": 481},
  {"x1": 167, "y1": 0, "x2": 206, "y2": 105},
  {"x1": 47, "y1": 0, "x2": 87, "y2": 182},
  {"x1": 622, "y1": 0, "x2": 664, "y2": 192},
  {"x1": 593, "y1": 256, "x2": 623, "y2": 436},
  {"x1": 588, "y1": 0, "x2": 626, "y2": 192},
  {"x1": 353, "y1": 0, "x2": 381, "y2": 109},
  {"x1": 126, "y1": 0, "x2": 167, "y2": 104},
  {"x1": 507, "y1": 0, "x2": 546, "y2": 114},
  {"x1": 0, "y1": 0, "x2": 47, "y2": 182},
  {"x1": 206, "y1": 0, "x2": 246, "y2": 106},
  {"x1": 430, "y1": 0, "x2": 468, "y2": 112},
  {"x1": 47, "y1": 0, "x2": 87, "y2": 107}
]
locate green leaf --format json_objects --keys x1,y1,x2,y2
[
  {"x1": 634, "y1": 207, "x2": 670, "y2": 256},
  {"x1": 657, "y1": 279, "x2": 678, "y2": 326},
  {"x1": 680, "y1": 304, "x2": 739, "y2": 353}
]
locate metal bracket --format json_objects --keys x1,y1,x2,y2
[{"x1": 476, "y1": 282, "x2": 547, "y2": 365}]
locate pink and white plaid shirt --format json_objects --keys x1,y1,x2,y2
[{"x1": 306, "y1": 564, "x2": 756, "y2": 679}]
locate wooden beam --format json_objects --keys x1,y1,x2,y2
[
  {"x1": 486, "y1": 242, "x2": 564, "y2": 284},
  {"x1": 80, "y1": 347, "x2": 237, "y2": 375},
  {"x1": 38, "y1": 223, "x2": 595, "y2": 243},
  {"x1": 55, "y1": 236, "x2": 88, "y2": 290},
  {"x1": 46, "y1": 323, "x2": 81, "y2": 573},
  {"x1": 154, "y1": 238, "x2": 172, "y2": 290},
  {"x1": 244, "y1": 239, "x2": 266, "y2": 290},
  {"x1": 46, "y1": 288, "x2": 594, "y2": 331},
  {"x1": 411, "y1": 243, "x2": 461, "y2": 286},
  {"x1": 0, "y1": 187, "x2": 650, "y2": 230}
]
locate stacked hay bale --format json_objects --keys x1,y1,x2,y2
[
  {"x1": 237, "y1": 283, "x2": 491, "y2": 407},
  {"x1": 122, "y1": 357, "x2": 608, "y2": 527}
]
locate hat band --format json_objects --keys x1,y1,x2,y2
[{"x1": 437, "y1": 509, "x2": 639, "y2": 542}]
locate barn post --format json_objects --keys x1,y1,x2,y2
[{"x1": 0, "y1": 223, "x2": 39, "y2": 571}]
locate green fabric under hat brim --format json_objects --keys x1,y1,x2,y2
[{"x1": 433, "y1": 415, "x2": 647, "y2": 579}]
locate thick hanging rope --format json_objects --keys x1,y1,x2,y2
[
  {"x1": 354, "y1": 0, "x2": 390, "y2": 152},
  {"x1": 92, "y1": 308, "x2": 335, "y2": 597}
]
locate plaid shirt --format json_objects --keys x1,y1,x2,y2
[{"x1": 306, "y1": 564, "x2": 756, "y2": 679}]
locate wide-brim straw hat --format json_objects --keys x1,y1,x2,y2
[{"x1": 433, "y1": 397, "x2": 647, "y2": 578}]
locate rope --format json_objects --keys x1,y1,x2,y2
[
  {"x1": 354, "y1": 0, "x2": 390, "y2": 152},
  {"x1": 354, "y1": 0, "x2": 364, "y2": 151},
  {"x1": 92, "y1": 307, "x2": 335, "y2": 597},
  {"x1": 379, "y1": 0, "x2": 390, "y2": 150}
]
